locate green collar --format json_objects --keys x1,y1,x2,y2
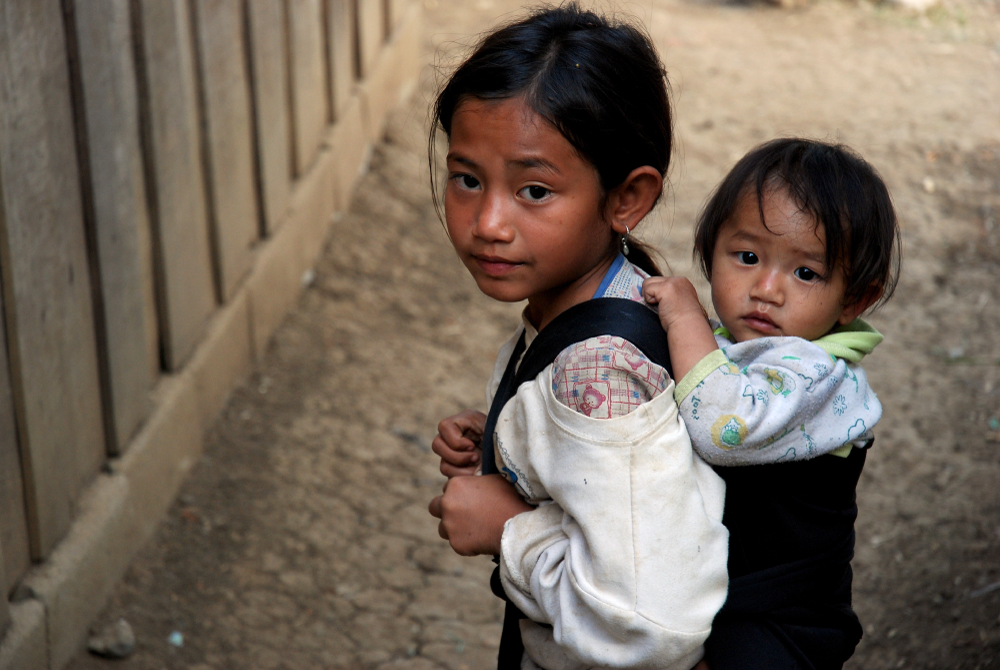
[{"x1": 713, "y1": 319, "x2": 883, "y2": 363}]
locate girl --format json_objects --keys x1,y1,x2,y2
[{"x1": 426, "y1": 6, "x2": 729, "y2": 669}]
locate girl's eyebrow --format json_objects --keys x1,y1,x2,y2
[
  {"x1": 508, "y1": 157, "x2": 561, "y2": 175},
  {"x1": 446, "y1": 154, "x2": 478, "y2": 169},
  {"x1": 445, "y1": 154, "x2": 561, "y2": 176}
]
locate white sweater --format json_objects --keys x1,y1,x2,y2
[{"x1": 489, "y1": 327, "x2": 730, "y2": 670}]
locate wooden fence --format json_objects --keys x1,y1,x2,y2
[{"x1": 0, "y1": 0, "x2": 421, "y2": 666}]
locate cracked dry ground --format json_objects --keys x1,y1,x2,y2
[{"x1": 69, "y1": 0, "x2": 1000, "y2": 668}]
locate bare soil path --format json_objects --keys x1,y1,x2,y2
[{"x1": 69, "y1": 0, "x2": 1000, "y2": 668}]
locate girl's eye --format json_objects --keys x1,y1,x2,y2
[
  {"x1": 520, "y1": 185, "x2": 551, "y2": 202},
  {"x1": 794, "y1": 267, "x2": 820, "y2": 281},
  {"x1": 453, "y1": 174, "x2": 480, "y2": 190},
  {"x1": 737, "y1": 251, "x2": 758, "y2": 265}
]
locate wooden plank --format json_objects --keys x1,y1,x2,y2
[
  {"x1": 134, "y1": 0, "x2": 218, "y2": 370},
  {"x1": 326, "y1": 0, "x2": 356, "y2": 120},
  {"x1": 0, "y1": 538, "x2": 8, "y2": 632},
  {"x1": 0, "y1": 281, "x2": 30, "y2": 592},
  {"x1": 246, "y1": 0, "x2": 292, "y2": 234},
  {"x1": 355, "y1": 0, "x2": 383, "y2": 78},
  {"x1": 0, "y1": 0, "x2": 107, "y2": 558},
  {"x1": 385, "y1": 0, "x2": 407, "y2": 37},
  {"x1": 190, "y1": 0, "x2": 260, "y2": 302},
  {"x1": 287, "y1": 0, "x2": 329, "y2": 177},
  {"x1": 71, "y1": 0, "x2": 158, "y2": 453}
]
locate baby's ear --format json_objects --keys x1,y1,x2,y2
[{"x1": 838, "y1": 286, "x2": 883, "y2": 324}]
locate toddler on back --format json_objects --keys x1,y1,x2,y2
[{"x1": 644, "y1": 137, "x2": 901, "y2": 669}]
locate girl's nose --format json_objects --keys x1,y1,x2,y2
[
  {"x1": 749, "y1": 270, "x2": 784, "y2": 305},
  {"x1": 473, "y1": 190, "x2": 515, "y2": 242}
]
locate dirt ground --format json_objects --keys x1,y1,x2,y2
[{"x1": 67, "y1": 0, "x2": 1000, "y2": 668}]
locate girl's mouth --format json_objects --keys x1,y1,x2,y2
[{"x1": 474, "y1": 255, "x2": 522, "y2": 277}]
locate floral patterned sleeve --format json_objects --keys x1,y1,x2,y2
[{"x1": 551, "y1": 336, "x2": 670, "y2": 419}]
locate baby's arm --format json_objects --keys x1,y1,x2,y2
[
  {"x1": 676, "y1": 338, "x2": 882, "y2": 465},
  {"x1": 641, "y1": 276, "x2": 719, "y2": 382}
]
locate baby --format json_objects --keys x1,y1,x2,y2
[{"x1": 644, "y1": 137, "x2": 900, "y2": 668}]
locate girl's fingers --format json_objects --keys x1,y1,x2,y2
[
  {"x1": 440, "y1": 461, "x2": 479, "y2": 478},
  {"x1": 432, "y1": 435, "x2": 480, "y2": 465},
  {"x1": 437, "y1": 410, "x2": 486, "y2": 445},
  {"x1": 428, "y1": 494, "x2": 443, "y2": 519}
]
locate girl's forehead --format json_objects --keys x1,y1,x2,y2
[{"x1": 447, "y1": 97, "x2": 591, "y2": 174}]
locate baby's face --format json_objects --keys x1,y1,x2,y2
[{"x1": 710, "y1": 189, "x2": 859, "y2": 342}]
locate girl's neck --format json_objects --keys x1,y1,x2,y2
[{"x1": 524, "y1": 253, "x2": 618, "y2": 331}]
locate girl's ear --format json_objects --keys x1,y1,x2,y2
[
  {"x1": 838, "y1": 286, "x2": 883, "y2": 325},
  {"x1": 606, "y1": 166, "x2": 663, "y2": 235}
]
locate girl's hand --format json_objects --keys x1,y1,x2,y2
[
  {"x1": 428, "y1": 474, "x2": 532, "y2": 556},
  {"x1": 432, "y1": 410, "x2": 486, "y2": 477},
  {"x1": 641, "y1": 276, "x2": 708, "y2": 331},
  {"x1": 692, "y1": 662, "x2": 710, "y2": 670}
]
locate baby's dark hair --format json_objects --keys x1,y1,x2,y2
[
  {"x1": 694, "y1": 138, "x2": 901, "y2": 311},
  {"x1": 430, "y1": 3, "x2": 672, "y2": 276}
]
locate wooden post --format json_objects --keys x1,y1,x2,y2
[
  {"x1": 0, "y1": 0, "x2": 107, "y2": 558},
  {"x1": 354, "y1": 0, "x2": 383, "y2": 79},
  {"x1": 385, "y1": 0, "x2": 407, "y2": 38},
  {"x1": 0, "y1": 536, "x2": 9, "y2": 634},
  {"x1": 0, "y1": 284, "x2": 30, "y2": 591},
  {"x1": 287, "y1": 0, "x2": 330, "y2": 177},
  {"x1": 246, "y1": 0, "x2": 292, "y2": 234},
  {"x1": 326, "y1": 0, "x2": 357, "y2": 121},
  {"x1": 133, "y1": 0, "x2": 218, "y2": 370},
  {"x1": 70, "y1": 0, "x2": 158, "y2": 453},
  {"x1": 190, "y1": 0, "x2": 260, "y2": 302}
]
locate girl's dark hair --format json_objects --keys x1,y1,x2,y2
[
  {"x1": 430, "y1": 3, "x2": 672, "y2": 276},
  {"x1": 694, "y1": 138, "x2": 901, "y2": 311}
]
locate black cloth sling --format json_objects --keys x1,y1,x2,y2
[
  {"x1": 479, "y1": 298, "x2": 672, "y2": 670},
  {"x1": 705, "y1": 446, "x2": 868, "y2": 670},
  {"x1": 481, "y1": 297, "x2": 864, "y2": 670}
]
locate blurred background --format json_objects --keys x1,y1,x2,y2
[{"x1": 0, "y1": 0, "x2": 997, "y2": 668}]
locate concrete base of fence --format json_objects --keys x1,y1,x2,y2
[
  {"x1": 0, "y1": 5, "x2": 423, "y2": 669},
  {"x1": 0, "y1": 601, "x2": 46, "y2": 670}
]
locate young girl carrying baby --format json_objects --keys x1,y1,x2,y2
[
  {"x1": 427, "y1": 5, "x2": 900, "y2": 670},
  {"x1": 426, "y1": 5, "x2": 729, "y2": 669}
]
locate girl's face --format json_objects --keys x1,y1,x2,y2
[
  {"x1": 711, "y1": 189, "x2": 863, "y2": 342},
  {"x1": 445, "y1": 97, "x2": 617, "y2": 329}
]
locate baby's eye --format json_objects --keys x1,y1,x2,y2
[
  {"x1": 737, "y1": 251, "x2": 758, "y2": 265},
  {"x1": 794, "y1": 267, "x2": 820, "y2": 281},
  {"x1": 520, "y1": 185, "x2": 551, "y2": 202},
  {"x1": 452, "y1": 174, "x2": 480, "y2": 191}
]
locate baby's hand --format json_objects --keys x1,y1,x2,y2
[
  {"x1": 643, "y1": 276, "x2": 719, "y2": 382},
  {"x1": 432, "y1": 409, "x2": 486, "y2": 478},
  {"x1": 642, "y1": 276, "x2": 708, "y2": 331}
]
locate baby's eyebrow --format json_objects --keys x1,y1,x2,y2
[
  {"x1": 729, "y1": 230, "x2": 762, "y2": 243},
  {"x1": 800, "y1": 250, "x2": 826, "y2": 265}
]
